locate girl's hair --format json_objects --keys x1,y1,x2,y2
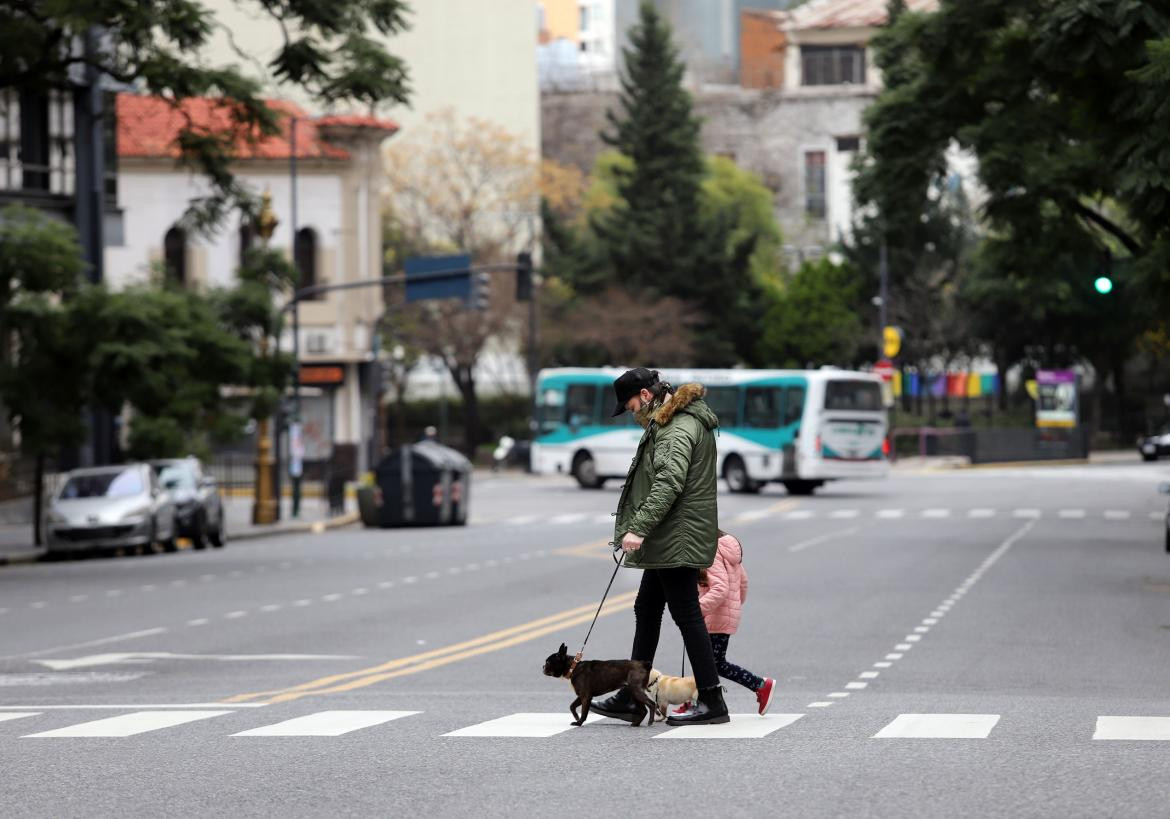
[{"x1": 698, "y1": 568, "x2": 709, "y2": 585}]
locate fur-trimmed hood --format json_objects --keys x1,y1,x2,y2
[{"x1": 654, "y1": 383, "x2": 718, "y2": 430}]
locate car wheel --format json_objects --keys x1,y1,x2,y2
[
  {"x1": 160, "y1": 516, "x2": 179, "y2": 553},
  {"x1": 209, "y1": 511, "x2": 226, "y2": 548},
  {"x1": 724, "y1": 456, "x2": 761, "y2": 494},
  {"x1": 1142, "y1": 452, "x2": 1158, "y2": 462},
  {"x1": 1165, "y1": 517, "x2": 1170, "y2": 553},
  {"x1": 572, "y1": 452, "x2": 605, "y2": 489},
  {"x1": 783, "y1": 480, "x2": 818, "y2": 496},
  {"x1": 190, "y1": 512, "x2": 207, "y2": 550}
]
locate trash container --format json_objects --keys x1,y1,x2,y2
[{"x1": 373, "y1": 441, "x2": 472, "y2": 527}]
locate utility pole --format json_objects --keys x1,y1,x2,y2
[
  {"x1": 252, "y1": 191, "x2": 280, "y2": 525},
  {"x1": 289, "y1": 116, "x2": 303, "y2": 518}
]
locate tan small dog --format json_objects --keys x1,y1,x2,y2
[{"x1": 648, "y1": 668, "x2": 699, "y2": 718}]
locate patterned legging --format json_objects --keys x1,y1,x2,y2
[{"x1": 710, "y1": 633, "x2": 764, "y2": 692}]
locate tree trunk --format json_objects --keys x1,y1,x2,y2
[
  {"x1": 33, "y1": 451, "x2": 44, "y2": 547},
  {"x1": 995, "y1": 354, "x2": 1009, "y2": 413},
  {"x1": 450, "y1": 363, "x2": 481, "y2": 457}
]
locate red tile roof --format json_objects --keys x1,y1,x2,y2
[
  {"x1": 787, "y1": 0, "x2": 938, "y2": 31},
  {"x1": 116, "y1": 94, "x2": 396, "y2": 161}
]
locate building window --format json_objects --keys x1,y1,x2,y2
[
  {"x1": 801, "y1": 45, "x2": 866, "y2": 86},
  {"x1": 294, "y1": 227, "x2": 319, "y2": 298},
  {"x1": 579, "y1": 4, "x2": 589, "y2": 32},
  {"x1": 163, "y1": 226, "x2": 187, "y2": 286},
  {"x1": 238, "y1": 222, "x2": 254, "y2": 268},
  {"x1": 0, "y1": 88, "x2": 76, "y2": 197},
  {"x1": 836, "y1": 135, "x2": 861, "y2": 153},
  {"x1": 804, "y1": 151, "x2": 826, "y2": 219}
]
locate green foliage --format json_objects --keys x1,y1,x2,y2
[
  {"x1": 1, "y1": 0, "x2": 411, "y2": 230},
  {"x1": 758, "y1": 259, "x2": 866, "y2": 369}
]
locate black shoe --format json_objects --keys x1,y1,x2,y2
[
  {"x1": 665, "y1": 685, "x2": 730, "y2": 726},
  {"x1": 590, "y1": 687, "x2": 640, "y2": 723}
]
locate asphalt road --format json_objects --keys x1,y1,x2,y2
[{"x1": 2, "y1": 460, "x2": 1170, "y2": 818}]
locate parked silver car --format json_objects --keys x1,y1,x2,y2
[
  {"x1": 46, "y1": 464, "x2": 177, "y2": 556},
  {"x1": 151, "y1": 458, "x2": 225, "y2": 549}
]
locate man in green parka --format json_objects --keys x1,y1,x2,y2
[{"x1": 590, "y1": 368, "x2": 729, "y2": 726}]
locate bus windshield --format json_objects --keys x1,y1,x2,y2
[{"x1": 824, "y1": 380, "x2": 882, "y2": 411}]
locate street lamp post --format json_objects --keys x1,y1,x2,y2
[{"x1": 252, "y1": 191, "x2": 280, "y2": 525}]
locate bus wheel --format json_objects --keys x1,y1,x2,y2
[
  {"x1": 572, "y1": 452, "x2": 605, "y2": 489},
  {"x1": 724, "y1": 456, "x2": 760, "y2": 494},
  {"x1": 783, "y1": 480, "x2": 818, "y2": 496}
]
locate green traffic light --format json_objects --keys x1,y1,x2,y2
[{"x1": 1094, "y1": 276, "x2": 1113, "y2": 294}]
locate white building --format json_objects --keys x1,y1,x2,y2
[{"x1": 107, "y1": 94, "x2": 396, "y2": 475}]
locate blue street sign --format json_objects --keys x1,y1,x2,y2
[{"x1": 404, "y1": 254, "x2": 472, "y2": 302}]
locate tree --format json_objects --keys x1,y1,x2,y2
[
  {"x1": 0, "y1": 206, "x2": 88, "y2": 544},
  {"x1": 382, "y1": 110, "x2": 536, "y2": 454},
  {"x1": 1, "y1": 0, "x2": 411, "y2": 228},
  {"x1": 593, "y1": 1, "x2": 707, "y2": 296},
  {"x1": 758, "y1": 259, "x2": 866, "y2": 369},
  {"x1": 855, "y1": 1, "x2": 1170, "y2": 394}
]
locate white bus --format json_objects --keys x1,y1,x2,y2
[{"x1": 530, "y1": 367, "x2": 889, "y2": 494}]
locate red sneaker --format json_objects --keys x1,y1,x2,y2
[
  {"x1": 671, "y1": 702, "x2": 692, "y2": 717},
  {"x1": 756, "y1": 678, "x2": 775, "y2": 716}
]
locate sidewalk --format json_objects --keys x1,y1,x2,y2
[{"x1": 0, "y1": 494, "x2": 359, "y2": 567}]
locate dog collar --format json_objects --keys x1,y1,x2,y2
[{"x1": 567, "y1": 651, "x2": 582, "y2": 677}]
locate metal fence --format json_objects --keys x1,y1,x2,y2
[{"x1": 890, "y1": 427, "x2": 1092, "y2": 464}]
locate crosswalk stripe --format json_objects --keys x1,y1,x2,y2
[
  {"x1": 232, "y1": 710, "x2": 419, "y2": 737},
  {"x1": 655, "y1": 713, "x2": 803, "y2": 739},
  {"x1": 1093, "y1": 716, "x2": 1170, "y2": 740},
  {"x1": 23, "y1": 710, "x2": 231, "y2": 738},
  {"x1": 444, "y1": 712, "x2": 605, "y2": 737},
  {"x1": 873, "y1": 713, "x2": 1000, "y2": 739},
  {"x1": 0, "y1": 713, "x2": 39, "y2": 724}
]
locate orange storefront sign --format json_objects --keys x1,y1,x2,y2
[{"x1": 299, "y1": 365, "x2": 345, "y2": 386}]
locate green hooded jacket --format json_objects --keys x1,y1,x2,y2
[{"x1": 613, "y1": 383, "x2": 720, "y2": 570}]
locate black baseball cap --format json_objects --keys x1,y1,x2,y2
[{"x1": 611, "y1": 368, "x2": 659, "y2": 417}]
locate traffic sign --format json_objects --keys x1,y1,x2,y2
[{"x1": 874, "y1": 359, "x2": 896, "y2": 383}]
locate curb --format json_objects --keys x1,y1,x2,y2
[
  {"x1": 228, "y1": 510, "x2": 361, "y2": 542},
  {"x1": 0, "y1": 549, "x2": 44, "y2": 566}
]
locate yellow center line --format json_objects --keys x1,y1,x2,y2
[
  {"x1": 554, "y1": 538, "x2": 614, "y2": 560},
  {"x1": 221, "y1": 590, "x2": 639, "y2": 704}
]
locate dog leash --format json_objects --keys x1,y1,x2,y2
[{"x1": 569, "y1": 546, "x2": 624, "y2": 675}]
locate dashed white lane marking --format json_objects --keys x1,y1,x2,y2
[
  {"x1": 656, "y1": 713, "x2": 804, "y2": 739},
  {"x1": 784, "y1": 510, "x2": 814, "y2": 520},
  {"x1": 873, "y1": 714, "x2": 1000, "y2": 739},
  {"x1": 550, "y1": 513, "x2": 587, "y2": 524},
  {"x1": 1012, "y1": 509, "x2": 1041, "y2": 519},
  {"x1": 321, "y1": 594, "x2": 342, "y2": 603},
  {"x1": 402, "y1": 576, "x2": 418, "y2": 584},
  {"x1": 736, "y1": 509, "x2": 770, "y2": 522},
  {"x1": 0, "y1": 713, "x2": 39, "y2": 723},
  {"x1": 1093, "y1": 716, "x2": 1170, "y2": 740},
  {"x1": 885, "y1": 653, "x2": 903, "y2": 660},
  {"x1": 845, "y1": 682, "x2": 868, "y2": 690},
  {"x1": 445, "y1": 712, "x2": 605, "y2": 737},
  {"x1": 858, "y1": 671, "x2": 880, "y2": 679},
  {"x1": 1059, "y1": 509, "x2": 1086, "y2": 519},
  {"x1": 873, "y1": 662, "x2": 892, "y2": 668},
  {"x1": 224, "y1": 611, "x2": 247, "y2": 619},
  {"x1": 1104, "y1": 510, "x2": 1131, "y2": 520},
  {"x1": 876, "y1": 509, "x2": 904, "y2": 519},
  {"x1": 1152, "y1": 511, "x2": 1166, "y2": 521},
  {"x1": 352, "y1": 587, "x2": 370, "y2": 595},
  {"x1": 233, "y1": 711, "x2": 420, "y2": 737},
  {"x1": 293, "y1": 599, "x2": 313, "y2": 607},
  {"x1": 260, "y1": 605, "x2": 282, "y2": 613},
  {"x1": 506, "y1": 515, "x2": 538, "y2": 526},
  {"x1": 187, "y1": 619, "x2": 209, "y2": 627},
  {"x1": 968, "y1": 508, "x2": 996, "y2": 518},
  {"x1": 921, "y1": 509, "x2": 950, "y2": 519},
  {"x1": 30, "y1": 601, "x2": 46, "y2": 609},
  {"x1": 828, "y1": 692, "x2": 850, "y2": 699},
  {"x1": 808, "y1": 702, "x2": 833, "y2": 708},
  {"x1": 24, "y1": 710, "x2": 232, "y2": 738},
  {"x1": 69, "y1": 595, "x2": 88, "y2": 603},
  {"x1": 829, "y1": 509, "x2": 859, "y2": 519},
  {"x1": 788, "y1": 527, "x2": 860, "y2": 553},
  {"x1": 894, "y1": 644, "x2": 912, "y2": 651}
]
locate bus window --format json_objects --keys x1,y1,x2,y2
[
  {"x1": 824, "y1": 380, "x2": 882, "y2": 411},
  {"x1": 565, "y1": 384, "x2": 599, "y2": 427},
  {"x1": 537, "y1": 387, "x2": 565, "y2": 434},
  {"x1": 783, "y1": 386, "x2": 805, "y2": 426},
  {"x1": 744, "y1": 387, "x2": 781, "y2": 428},
  {"x1": 705, "y1": 386, "x2": 740, "y2": 428}
]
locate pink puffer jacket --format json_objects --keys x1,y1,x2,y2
[{"x1": 699, "y1": 533, "x2": 748, "y2": 635}]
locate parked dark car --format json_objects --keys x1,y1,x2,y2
[
  {"x1": 46, "y1": 464, "x2": 177, "y2": 556},
  {"x1": 1139, "y1": 423, "x2": 1170, "y2": 461},
  {"x1": 151, "y1": 458, "x2": 225, "y2": 549}
]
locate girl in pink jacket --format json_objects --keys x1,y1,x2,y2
[{"x1": 697, "y1": 531, "x2": 775, "y2": 715}]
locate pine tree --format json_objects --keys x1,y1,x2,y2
[{"x1": 594, "y1": 1, "x2": 707, "y2": 295}]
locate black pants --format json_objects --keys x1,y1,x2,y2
[{"x1": 631, "y1": 567, "x2": 720, "y2": 689}]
